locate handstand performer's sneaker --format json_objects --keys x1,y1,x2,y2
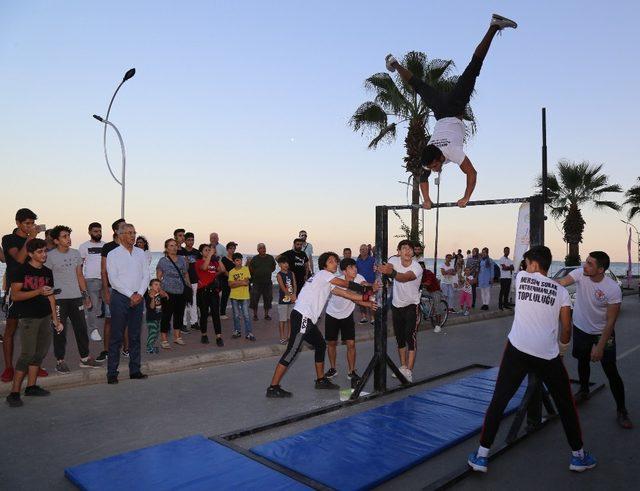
[
  {"x1": 491, "y1": 14, "x2": 518, "y2": 30},
  {"x1": 467, "y1": 451, "x2": 488, "y2": 473},
  {"x1": 385, "y1": 54, "x2": 398, "y2": 72},
  {"x1": 569, "y1": 452, "x2": 597, "y2": 472}
]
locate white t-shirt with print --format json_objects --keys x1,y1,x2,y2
[
  {"x1": 326, "y1": 274, "x2": 365, "y2": 320},
  {"x1": 569, "y1": 268, "x2": 622, "y2": 335},
  {"x1": 388, "y1": 256, "x2": 423, "y2": 308},
  {"x1": 78, "y1": 240, "x2": 105, "y2": 280},
  {"x1": 428, "y1": 117, "x2": 466, "y2": 166},
  {"x1": 508, "y1": 271, "x2": 571, "y2": 360},
  {"x1": 499, "y1": 256, "x2": 514, "y2": 279},
  {"x1": 293, "y1": 269, "x2": 336, "y2": 324}
]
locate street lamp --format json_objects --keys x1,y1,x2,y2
[
  {"x1": 93, "y1": 68, "x2": 136, "y2": 219},
  {"x1": 620, "y1": 219, "x2": 639, "y2": 287}
]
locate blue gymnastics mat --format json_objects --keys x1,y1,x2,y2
[
  {"x1": 65, "y1": 435, "x2": 309, "y2": 491},
  {"x1": 252, "y1": 368, "x2": 526, "y2": 491}
]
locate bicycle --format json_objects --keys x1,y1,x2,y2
[{"x1": 420, "y1": 290, "x2": 449, "y2": 330}]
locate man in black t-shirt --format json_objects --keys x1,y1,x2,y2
[
  {"x1": 282, "y1": 238, "x2": 310, "y2": 295},
  {"x1": 178, "y1": 232, "x2": 202, "y2": 331},
  {"x1": 2, "y1": 208, "x2": 48, "y2": 384},
  {"x1": 98, "y1": 218, "x2": 126, "y2": 362}
]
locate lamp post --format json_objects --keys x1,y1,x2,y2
[
  {"x1": 94, "y1": 68, "x2": 135, "y2": 219},
  {"x1": 620, "y1": 219, "x2": 639, "y2": 286}
]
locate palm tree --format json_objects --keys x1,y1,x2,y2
[
  {"x1": 624, "y1": 177, "x2": 640, "y2": 221},
  {"x1": 540, "y1": 160, "x2": 622, "y2": 265},
  {"x1": 350, "y1": 51, "x2": 476, "y2": 242}
]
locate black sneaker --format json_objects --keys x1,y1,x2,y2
[
  {"x1": 121, "y1": 349, "x2": 130, "y2": 358},
  {"x1": 324, "y1": 367, "x2": 338, "y2": 379},
  {"x1": 96, "y1": 351, "x2": 108, "y2": 362},
  {"x1": 315, "y1": 377, "x2": 340, "y2": 390},
  {"x1": 347, "y1": 370, "x2": 361, "y2": 382},
  {"x1": 216, "y1": 337, "x2": 224, "y2": 347},
  {"x1": 6, "y1": 392, "x2": 23, "y2": 407},
  {"x1": 24, "y1": 385, "x2": 50, "y2": 397},
  {"x1": 201, "y1": 335, "x2": 210, "y2": 344},
  {"x1": 245, "y1": 333, "x2": 256, "y2": 341},
  {"x1": 180, "y1": 326, "x2": 191, "y2": 334},
  {"x1": 574, "y1": 389, "x2": 590, "y2": 403},
  {"x1": 130, "y1": 372, "x2": 148, "y2": 380},
  {"x1": 266, "y1": 385, "x2": 293, "y2": 398},
  {"x1": 232, "y1": 330, "x2": 241, "y2": 339},
  {"x1": 107, "y1": 375, "x2": 119, "y2": 384}
]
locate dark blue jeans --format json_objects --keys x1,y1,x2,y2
[{"x1": 108, "y1": 291, "x2": 143, "y2": 377}]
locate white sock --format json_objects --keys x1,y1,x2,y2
[
  {"x1": 572, "y1": 448, "x2": 585, "y2": 458},
  {"x1": 477, "y1": 446, "x2": 490, "y2": 458}
]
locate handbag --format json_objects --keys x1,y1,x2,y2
[{"x1": 168, "y1": 256, "x2": 193, "y2": 305}]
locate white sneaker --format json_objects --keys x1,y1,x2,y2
[
  {"x1": 220, "y1": 315, "x2": 229, "y2": 320},
  {"x1": 392, "y1": 365, "x2": 407, "y2": 379},
  {"x1": 400, "y1": 367, "x2": 413, "y2": 383},
  {"x1": 491, "y1": 14, "x2": 517, "y2": 30},
  {"x1": 90, "y1": 329, "x2": 102, "y2": 341},
  {"x1": 385, "y1": 54, "x2": 398, "y2": 72},
  {"x1": 434, "y1": 325, "x2": 442, "y2": 333}
]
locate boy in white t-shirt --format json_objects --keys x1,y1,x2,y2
[
  {"x1": 386, "y1": 14, "x2": 517, "y2": 209},
  {"x1": 498, "y1": 246, "x2": 514, "y2": 310},
  {"x1": 379, "y1": 240, "x2": 424, "y2": 383},
  {"x1": 266, "y1": 252, "x2": 377, "y2": 398},
  {"x1": 558, "y1": 251, "x2": 631, "y2": 429},
  {"x1": 440, "y1": 254, "x2": 457, "y2": 313},
  {"x1": 468, "y1": 246, "x2": 596, "y2": 474}
]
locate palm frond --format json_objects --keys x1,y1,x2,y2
[
  {"x1": 349, "y1": 101, "x2": 387, "y2": 133},
  {"x1": 592, "y1": 200, "x2": 621, "y2": 211},
  {"x1": 368, "y1": 123, "x2": 397, "y2": 149},
  {"x1": 628, "y1": 206, "x2": 640, "y2": 221}
]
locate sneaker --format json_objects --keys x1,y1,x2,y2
[
  {"x1": 79, "y1": 358, "x2": 102, "y2": 369},
  {"x1": 121, "y1": 349, "x2": 130, "y2": 358},
  {"x1": 232, "y1": 330, "x2": 241, "y2": 339},
  {"x1": 463, "y1": 310, "x2": 470, "y2": 317},
  {"x1": 266, "y1": 385, "x2": 293, "y2": 398},
  {"x1": 264, "y1": 314, "x2": 272, "y2": 321},
  {"x1": 481, "y1": 305, "x2": 489, "y2": 311},
  {"x1": 220, "y1": 314, "x2": 229, "y2": 320},
  {"x1": 174, "y1": 338, "x2": 186, "y2": 346},
  {"x1": 570, "y1": 452, "x2": 597, "y2": 472},
  {"x1": 190, "y1": 323, "x2": 200, "y2": 332},
  {"x1": 201, "y1": 335, "x2": 210, "y2": 344},
  {"x1": 56, "y1": 361, "x2": 71, "y2": 374},
  {"x1": 6, "y1": 392, "x2": 23, "y2": 407},
  {"x1": 1, "y1": 367, "x2": 15, "y2": 383},
  {"x1": 146, "y1": 347, "x2": 156, "y2": 354},
  {"x1": 325, "y1": 367, "x2": 338, "y2": 379},
  {"x1": 400, "y1": 366, "x2": 413, "y2": 383},
  {"x1": 161, "y1": 340, "x2": 171, "y2": 349},
  {"x1": 434, "y1": 325, "x2": 442, "y2": 333},
  {"x1": 490, "y1": 13, "x2": 518, "y2": 30},
  {"x1": 279, "y1": 338, "x2": 288, "y2": 345},
  {"x1": 153, "y1": 347, "x2": 160, "y2": 354},
  {"x1": 107, "y1": 374, "x2": 118, "y2": 384},
  {"x1": 448, "y1": 308, "x2": 457, "y2": 314},
  {"x1": 252, "y1": 314, "x2": 259, "y2": 321},
  {"x1": 90, "y1": 329, "x2": 102, "y2": 341},
  {"x1": 467, "y1": 451, "x2": 488, "y2": 473},
  {"x1": 315, "y1": 377, "x2": 340, "y2": 390},
  {"x1": 38, "y1": 367, "x2": 48, "y2": 377},
  {"x1": 385, "y1": 53, "x2": 398, "y2": 72},
  {"x1": 245, "y1": 333, "x2": 256, "y2": 341},
  {"x1": 574, "y1": 389, "x2": 590, "y2": 403},
  {"x1": 24, "y1": 385, "x2": 50, "y2": 397},
  {"x1": 348, "y1": 371, "x2": 362, "y2": 386},
  {"x1": 129, "y1": 372, "x2": 148, "y2": 380},
  {"x1": 96, "y1": 351, "x2": 108, "y2": 362},
  {"x1": 180, "y1": 326, "x2": 191, "y2": 334},
  {"x1": 617, "y1": 411, "x2": 633, "y2": 429},
  {"x1": 216, "y1": 337, "x2": 224, "y2": 347},
  {"x1": 359, "y1": 318, "x2": 368, "y2": 324}
]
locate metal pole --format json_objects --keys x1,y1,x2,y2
[
  {"x1": 433, "y1": 176, "x2": 441, "y2": 272},
  {"x1": 542, "y1": 107, "x2": 548, "y2": 204},
  {"x1": 386, "y1": 197, "x2": 531, "y2": 210},
  {"x1": 102, "y1": 119, "x2": 127, "y2": 219},
  {"x1": 374, "y1": 205, "x2": 389, "y2": 392}
]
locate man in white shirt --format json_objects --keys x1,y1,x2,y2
[
  {"x1": 266, "y1": 252, "x2": 377, "y2": 398},
  {"x1": 468, "y1": 246, "x2": 596, "y2": 474},
  {"x1": 558, "y1": 251, "x2": 631, "y2": 429},
  {"x1": 105, "y1": 223, "x2": 149, "y2": 384},
  {"x1": 208, "y1": 232, "x2": 227, "y2": 258},
  {"x1": 385, "y1": 14, "x2": 517, "y2": 209},
  {"x1": 440, "y1": 254, "x2": 457, "y2": 314},
  {"x1": 498, "y1": 246, "x2": 514, "y2": 310},
  {"x1": 78, "y1": 222, "x2": 105, "y2": 341},
  {"x1": 379, "y1": 240, "x2": 424, "y2": 382},
  {"x1": 324, "y1": 258, "x2": 371, "y2": 385}
]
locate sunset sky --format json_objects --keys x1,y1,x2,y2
[{"x1": 1, "y1": 1, "x2": 638, "y2": 263}]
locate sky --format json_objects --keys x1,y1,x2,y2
[{"x1": 1, "y1": 0, "x2": 639, "y2": 262}]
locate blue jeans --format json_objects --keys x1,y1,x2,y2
[
  {"x1": 108, "y1": 291, "x2": 143, "y2": 377},
  {"x1": 231, "y1": 299, "x2": 252, "y2": 335}
]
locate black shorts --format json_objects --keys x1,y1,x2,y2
[
  {"x1": 324, "y1": 313, "x2": 355, "y2": 342},
  {"x1": 572, "y1": 325, "x2": 616, "y2": 362}
]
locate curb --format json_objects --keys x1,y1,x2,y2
[{"x1": 0, "y1": 308, "x2": 514, "y2": 395}]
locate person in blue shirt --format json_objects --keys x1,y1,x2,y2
[
  {"x1": 356, "y1": 244, "x2": 376, "y2": 323},
  {"x1": 477, "y1": 247, "x2": 494, "y2": 310}
]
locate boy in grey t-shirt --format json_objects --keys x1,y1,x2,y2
[{"x1": 45, "y1": 226, "x2": 102, "y2": 373}]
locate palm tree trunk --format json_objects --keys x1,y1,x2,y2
[{"x1": 411, "y1": 176, "x2": 420, "y2": 242}]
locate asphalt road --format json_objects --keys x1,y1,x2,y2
[{"x1": 1, "y1": 297, "x2": 638, "y2": 490}]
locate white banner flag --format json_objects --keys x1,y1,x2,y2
[{"x1": 513, "y1": 202, "x2": 531, "y2": 273}]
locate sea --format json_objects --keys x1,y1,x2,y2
[{"x1": 1, "y1": 252, "x2": 636, "y2": 284}]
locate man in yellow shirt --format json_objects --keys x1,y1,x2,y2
[{"x1": 228, "y1": 253, "x2": 255, "y2": 340}]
